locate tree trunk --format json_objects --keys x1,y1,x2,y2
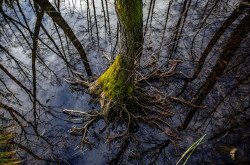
[{"x1": 90, "y1": 0, "x2": 143, "y2": 117}]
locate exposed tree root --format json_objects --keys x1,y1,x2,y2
[
  {"x1": 63, "y1": 88, "x2": 173, "y2": 149},
  {"x1": 64, "y1": 59, "x2": 204, "y2": 150},
  {"x1": 137, "y1": 59, "x2": 181, "y2": 82}
]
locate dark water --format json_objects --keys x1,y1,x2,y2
[{"x1": 0, "y1": 0, "x2": 249, "y2": 164}]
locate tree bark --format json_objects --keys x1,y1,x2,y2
[{"x1": 90, "y1": 0, "x2": 143, "y2": 117}]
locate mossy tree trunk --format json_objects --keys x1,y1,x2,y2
[{"x1": 90, "y1": 0, "x2": 143, "y2": 117}]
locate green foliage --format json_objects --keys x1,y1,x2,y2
[
  {"x1": 176, "y1": 134, "x2": 206, "y2": 165},
  {"x1": 0, "y1": 128, "x2": 21, "y2": 165}
]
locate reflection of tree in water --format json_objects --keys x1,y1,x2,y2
[{"x1": 0, "y1": 0, "x2": 249, "y2": 164}]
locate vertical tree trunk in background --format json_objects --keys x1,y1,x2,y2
[
  {"x1": 168, "y1": 0, "x2": 192, "y2": 60},
  {"x1": 105, "y1": 0, "x2": 112, "y2": 44},
  {"x1": 160, "y1": 0, "x2": 173, "y2": 49},
  {"x1": 144, "y1": 0, "x2": 154, "y2": 34},
  {"x1": 90, "y1": 0, "x2": 143, "y2": 117},
  {"x1": 31, "y1": 5, "x2": 44, "y2": 130},
  {"x1": 92, "y1": 0, "x2": 100, "y2": 49},
  {"x1": 86, "y1": 0, "x2": 93, "y2": 39},
  {"x1": 101, "y1": 0, "x2": 107, "y2": 38}
]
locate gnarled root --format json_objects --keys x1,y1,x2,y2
[
  {"x1": 63, "y1": 59, "x2": 193, "y2": 149},
  {"x1": 63, "y1": 109, "x2": 101, "y2": 148},
  {"x1": 137, "y1": 59, "x2": 182, "y2": 82}
]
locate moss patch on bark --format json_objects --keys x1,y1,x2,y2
[
  {"x1": 116, "y1": 0, "x2": 143, "y2": 31},
  {"x1": 95, "y1": 54, "x2": 134, "y2": 100}
]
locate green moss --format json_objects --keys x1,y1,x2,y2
[
  {"x1": 97, "y1": 54, "x2": 134, "y2": 99},
  {"x1": 116, "y1": 0, "x2": 143, "y2": 31}
]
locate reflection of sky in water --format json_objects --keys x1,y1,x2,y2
[
  {"x1": 33, "y1": 82, "x2": 106, "y2": 164},
  {"x1": 1, "y1": 0, "x2": 249, "y2": 164},
  {"x1": 41, "y1": 83, "x2": 91, "y2": 109},
  {"x1": 0, "y1": 0, "x2": 111, "y2": 163}
]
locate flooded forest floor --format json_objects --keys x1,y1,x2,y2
[{"x1": 0, "y1": 0, "x2": 249, "y2": 164}]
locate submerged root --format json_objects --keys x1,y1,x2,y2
[
  {"x1": 63, "y1": 58, "x2": 203, "y2": 149},
  {"x1": 63, "y1": 85, "x2": 175, "y2": 149},
  {"x1": 137, "y1": 59, "x2": 182, "y2": 82},
  {"x1": 63, "y1": 109, "x2": 101, "y2": 148},
  {"x1": 65, "y1": 77, "x2": 91, "y2": 88}
]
